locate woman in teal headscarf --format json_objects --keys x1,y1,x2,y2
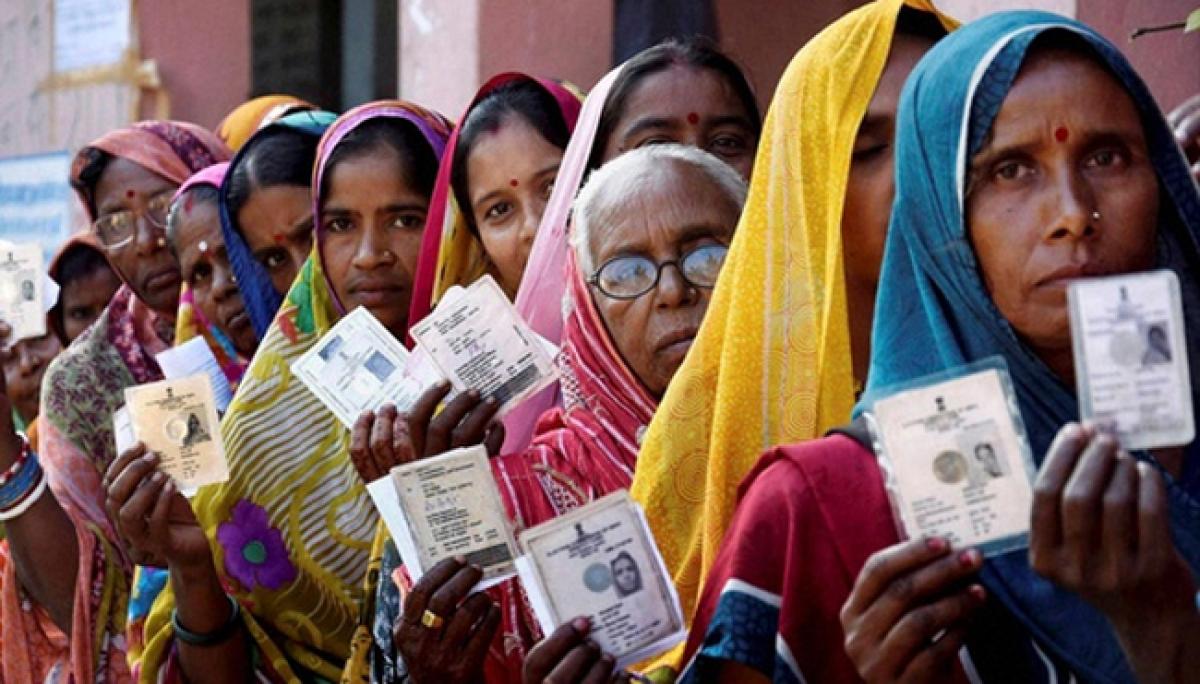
[
  {"x1": 849, "y1": 10, "x2": 1200, "y2": 683},
  {"x1": 682, "y1": 10, "x2": 1199, "y2": 684}
]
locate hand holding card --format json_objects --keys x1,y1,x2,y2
[{"x1": 0, "y1": 242, "x2": 46, "y2": 342}]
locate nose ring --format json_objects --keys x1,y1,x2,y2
[
  {"x1": 1091, "y1": 210, "x2": 1101, "y2": 222},
  {"x1": 156, "y1": 236, "x2": 167, "y2": 248}
]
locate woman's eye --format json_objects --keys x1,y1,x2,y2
[
  {"x1": 709, "y1": 136, "x2": 746, "y2": 155},
  {"x1": 541, "y1": 179, "x2": 556, "y2": 199},
  {"x1": 993, "y1": 160, "x2": 1033, "y2": 182},
  {"x1": 391, "y1": 213, "x2": 425, "y2": 230},
  {"x1": 485, "y1": 201, "x2": 513, "y2": 220},
  {"x1": 261, "y1": 250, "x2": 287, "y2": 270},
  {"x1": 851, "y1": 142, "x2": 889, "y2": 162},
  {"x1": 324, "y1": 217, "x2": 354, "y2": 234},
  {"x1": 1086, "y1": 149, "x2": 1123, "y2": 169},
  {"x1": 68, "y1": 307, "x2": 90, "y2": 320},
  {"x1": 190, "y1": 264, "x2": 212, "y2": 285},
  {"x1": 636, "y1": 136, "x2": 676, "y2": 149}
]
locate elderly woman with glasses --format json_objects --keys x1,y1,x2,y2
[
  {"x1": 0, "y1": 121, "x2": 228, "y2": 683},
  {"x1": 348, "y1": 143, "x2": 746, "y2": 683}
]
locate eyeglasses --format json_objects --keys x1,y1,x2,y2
[
  {"x1": 588, "y1": 243, "x2": 729, "y2": 300},
  {"x1": 93, "y1": 191, "x2": 175, "y2": 250}
]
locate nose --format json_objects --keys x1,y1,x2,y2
[
  {"x1": 655, "y1": 263, "x2": 697, "y2": 308},
  {"x1": 134, "y1": 211, "x2": 166, "y2": 257},
  {"x1": 353, "y1": 223, "x2": 397, "y2": 270},
  {"x1": 16, "y1": 345, "x2": 38, "y2": 376},
  {"x1": 212, "y1": 262, "x2": 238, "y2": 303},
  {"x1": 518, "y1": 207, "x2": 540, "y2": 247},
  {"x1": 1044, "y1": 166, "x2": 1097, "y2": 242}
]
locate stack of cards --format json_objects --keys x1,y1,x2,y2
[
  {"x1": 0, "y1": 243, "x2": 45, "y2": 342},
  {"x1": 155, "y1": 336, "x2": 235, "y2": 413},
  {"x1": 1068, "y1": 270, "x2": 1194, "y2": 450},
  {"x1": 410, "y1": 275, "x2": 557, "y2": 416},
  {"x1": 515, "y1": 491, "x2": 686, "y2": 670},
  {"x1": 122, "y1": 373, "x2": 229, "y2": 496},
  {"x1": 866, "y1": 363, "x2": 1037, "y2": 557},
  {"x1": 292, "y1": 307, "x2": 445, "y2": 429},
  {"x1": 366, "y1": 445, "x2": 519, "y2": 588}
]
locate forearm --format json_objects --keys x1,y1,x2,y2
[
  {"x1": 6, "y1": 491, "x2": 79, "y2": 632},
  {"x1": 1111, "y1": 599, "x2": 1200, "y2": 684},
  {"x1": 170, "y1": 560, "x2": 253, "y2": 684}
]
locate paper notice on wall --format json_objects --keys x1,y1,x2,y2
[{"x1": 54, "y1": 0, "x2": 132, "y2": 73}]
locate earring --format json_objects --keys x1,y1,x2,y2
[{"x1": 1091, "y1": 210, "x2": 1102, "y2": 222}]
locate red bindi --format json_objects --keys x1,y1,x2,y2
[
  {"x1": 686, "y1": 112, "x2": 699, "y2": 125},
  {"x1": 183, "y1": 194, "x2": 195, "y2": 213},
  {"x1": 272, "y1": 232, "x2": 284, "y2": 244},
  {"x1": 509, "y1": 179, "x2": 519, "y2": 188},
  {"x1": 125, "y1": 189, "x2": 135, "y2": 199},
  {"x1": 1054, "y1": 126, "x2": 1069, "y2": 143}
]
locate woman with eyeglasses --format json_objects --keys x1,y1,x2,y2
[
  {"x1": 347, "y1": 144, "x2": 745, "y2": 683},
  {"x1": 0, "y1": 121, "x2": 227, "y2": 683}
]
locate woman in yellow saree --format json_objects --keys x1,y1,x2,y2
[{"x1": 629, "y1": 0, "x2": 955, "y2": 672}]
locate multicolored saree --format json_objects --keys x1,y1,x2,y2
[
  {"x1": 134, "y1": 101, "x2": 451, "y2": 683},
  {"x1": 216, "y1": 95, "x2": 316, "y2": 152}
]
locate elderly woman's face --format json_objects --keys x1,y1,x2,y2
[
  {"x1": 967, "y1": 49, "x2": 1158, "y2": 377},
  {"x1": 588, "y1": 164, "x2": 739, "y2": 398}
]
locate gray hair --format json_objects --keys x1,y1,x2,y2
[{"x1": 569, "y1": 144, "x2": 748, "y2": 274}]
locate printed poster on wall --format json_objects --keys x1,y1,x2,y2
[
  {"x1": 0, "y1": 151, "x2": 76, "y2": 263},
  {"x1": 54, "y1": 0, "x2": 132, "y2": 73}
]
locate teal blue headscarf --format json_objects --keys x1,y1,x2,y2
[
  {"x1": 219, "y1": 110, "x2": 337, "y2": 339},
  {"x1": 861, "y1": 11, "x2": 1200, "y2": 683}
]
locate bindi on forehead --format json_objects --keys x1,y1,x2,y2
[
  {"x1": 1054, "y1": 126, "x2": 1069, "y2": 143},
  {"x1": 509, "y1": 179, "x2": 519, "y2": 188},
  {"x1": 686, "y1": 112, "x2": 700, "y2": 125},
  {"x1": 272, "y1": 232, "x2": 285, "y2": 244},
  {"x1": 125, "y1": 189, "x2": 136, "y2": 199}
]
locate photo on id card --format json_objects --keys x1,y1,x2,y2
[
  {"x1": 516, "y1": 490, "x2": 684, "y2": 669},
  {"x1": 391, "y1": 445, "x2": 518, "y2": 585},
  {"x1": 865, "y1": 360, "x2": 1037, "y2": 557},
  {"x1": 1068, "y1": 270, "x2": 1193, "y2": 451}
]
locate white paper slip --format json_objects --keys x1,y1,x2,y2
[
  {"x1": 292, "y1": 307, "x2": 444, "y2": 430},
  {"x1": 124, "y1": 373, "x2": 228, "y2": 495},
  {"x1": 410, "y1": 275, "x2": 557, "y2": 416},
  {"x1": 866, "y1": 362, "x2": 1037, "y2": 557},
  {"x1": 0, "y1": 242, "x2": 46, "y2": 342},
  {"x1": 112, "y1": 405, "x2": 134, "y2": 455},
  {"x1": 515, "y1": 490, "x2": 686, "y2": 670},
  {"x1": 367, "y1": 445, "x2": 519, "y2": 590},
  {"x1": 1069, "y1": 270, "x2": 1194, "y2": 451},
  {"x1": 155, "y1": 337, "x2": 235, "y2": 413}
]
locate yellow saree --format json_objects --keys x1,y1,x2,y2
[{"x1": 629, "y1": 0, "x2": 956, "y2": 670}]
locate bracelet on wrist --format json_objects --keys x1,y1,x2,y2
[
  {"x1": 0, "y1": 447, "x2": 44, "y2": 515},
  {"x1": 0, "y1": 434, "x2": 33, "y2": 488},
  {"x1": 173, "y1": 593, "x2": 243, "y2": 646},
  {"x1": 0, "y1": 474, "x2": 47, "y2": 521}
]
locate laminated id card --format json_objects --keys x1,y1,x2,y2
[
  {"x1": 515, "y1": 490, "x2": 685, "y2": 670},
  {"x1": 865, "y1": 360, "x2": 1037, "y2": 557},
  {"x1": 1068, "y1": 270, "x2": 1193, "y2": 450}
]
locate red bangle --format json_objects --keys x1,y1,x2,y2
[{"x1": 0, "y1": 436, "x2": 31, "y2": 487}]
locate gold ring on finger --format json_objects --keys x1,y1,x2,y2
[{"x1": 420, "y1": 609, "x2": 445, "y2": 629}]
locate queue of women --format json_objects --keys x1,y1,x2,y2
[{"x1": 0, "y1": 1, "x2": 1198, "y2": 682}]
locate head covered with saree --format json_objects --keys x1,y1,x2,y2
[
  {"x1": 219, "y1": 110, "x2": 338, "y2": 342},
  {"x1": 134, "y1": 101, "x2": 451, "y2": 683},
  {"x1": 216, "y1": 94, "x2": 316, "y2": 151},
  {"x1": 408, "y1": 73, "x2": 582, "y2": 330},
  {"x1": 860, "y1": 11, "x2": 1200, "y2": 681},
  {"x1": 170, "y1": 162, "x2": 250, "y2": 390},
  {"x1": 22, "y1": 121, "x2": 227, "y2": 683},
  {"x1": 627, "y1": 1, "x2": 955, "y2": 666}
]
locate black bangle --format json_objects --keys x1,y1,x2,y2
[{"x1": 173, "y1": 593, "x2": 242, "y2": 646}]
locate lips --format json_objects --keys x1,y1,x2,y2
[
  {"x1": 1036, "y1": 261, "x2": 1105, "y2": 288},
  {"x1": 223, "y1": 309, "x2": 250, "y2": 333},
  {"x1": 348, "y1": 279, "x2": 407, "y2": 307},
  {"x1": 143, "y1": 266, "x2": 181, "y2": 293},
  {"x1": 654, "y1": 326, "x2": 699, "y2": 356}
]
